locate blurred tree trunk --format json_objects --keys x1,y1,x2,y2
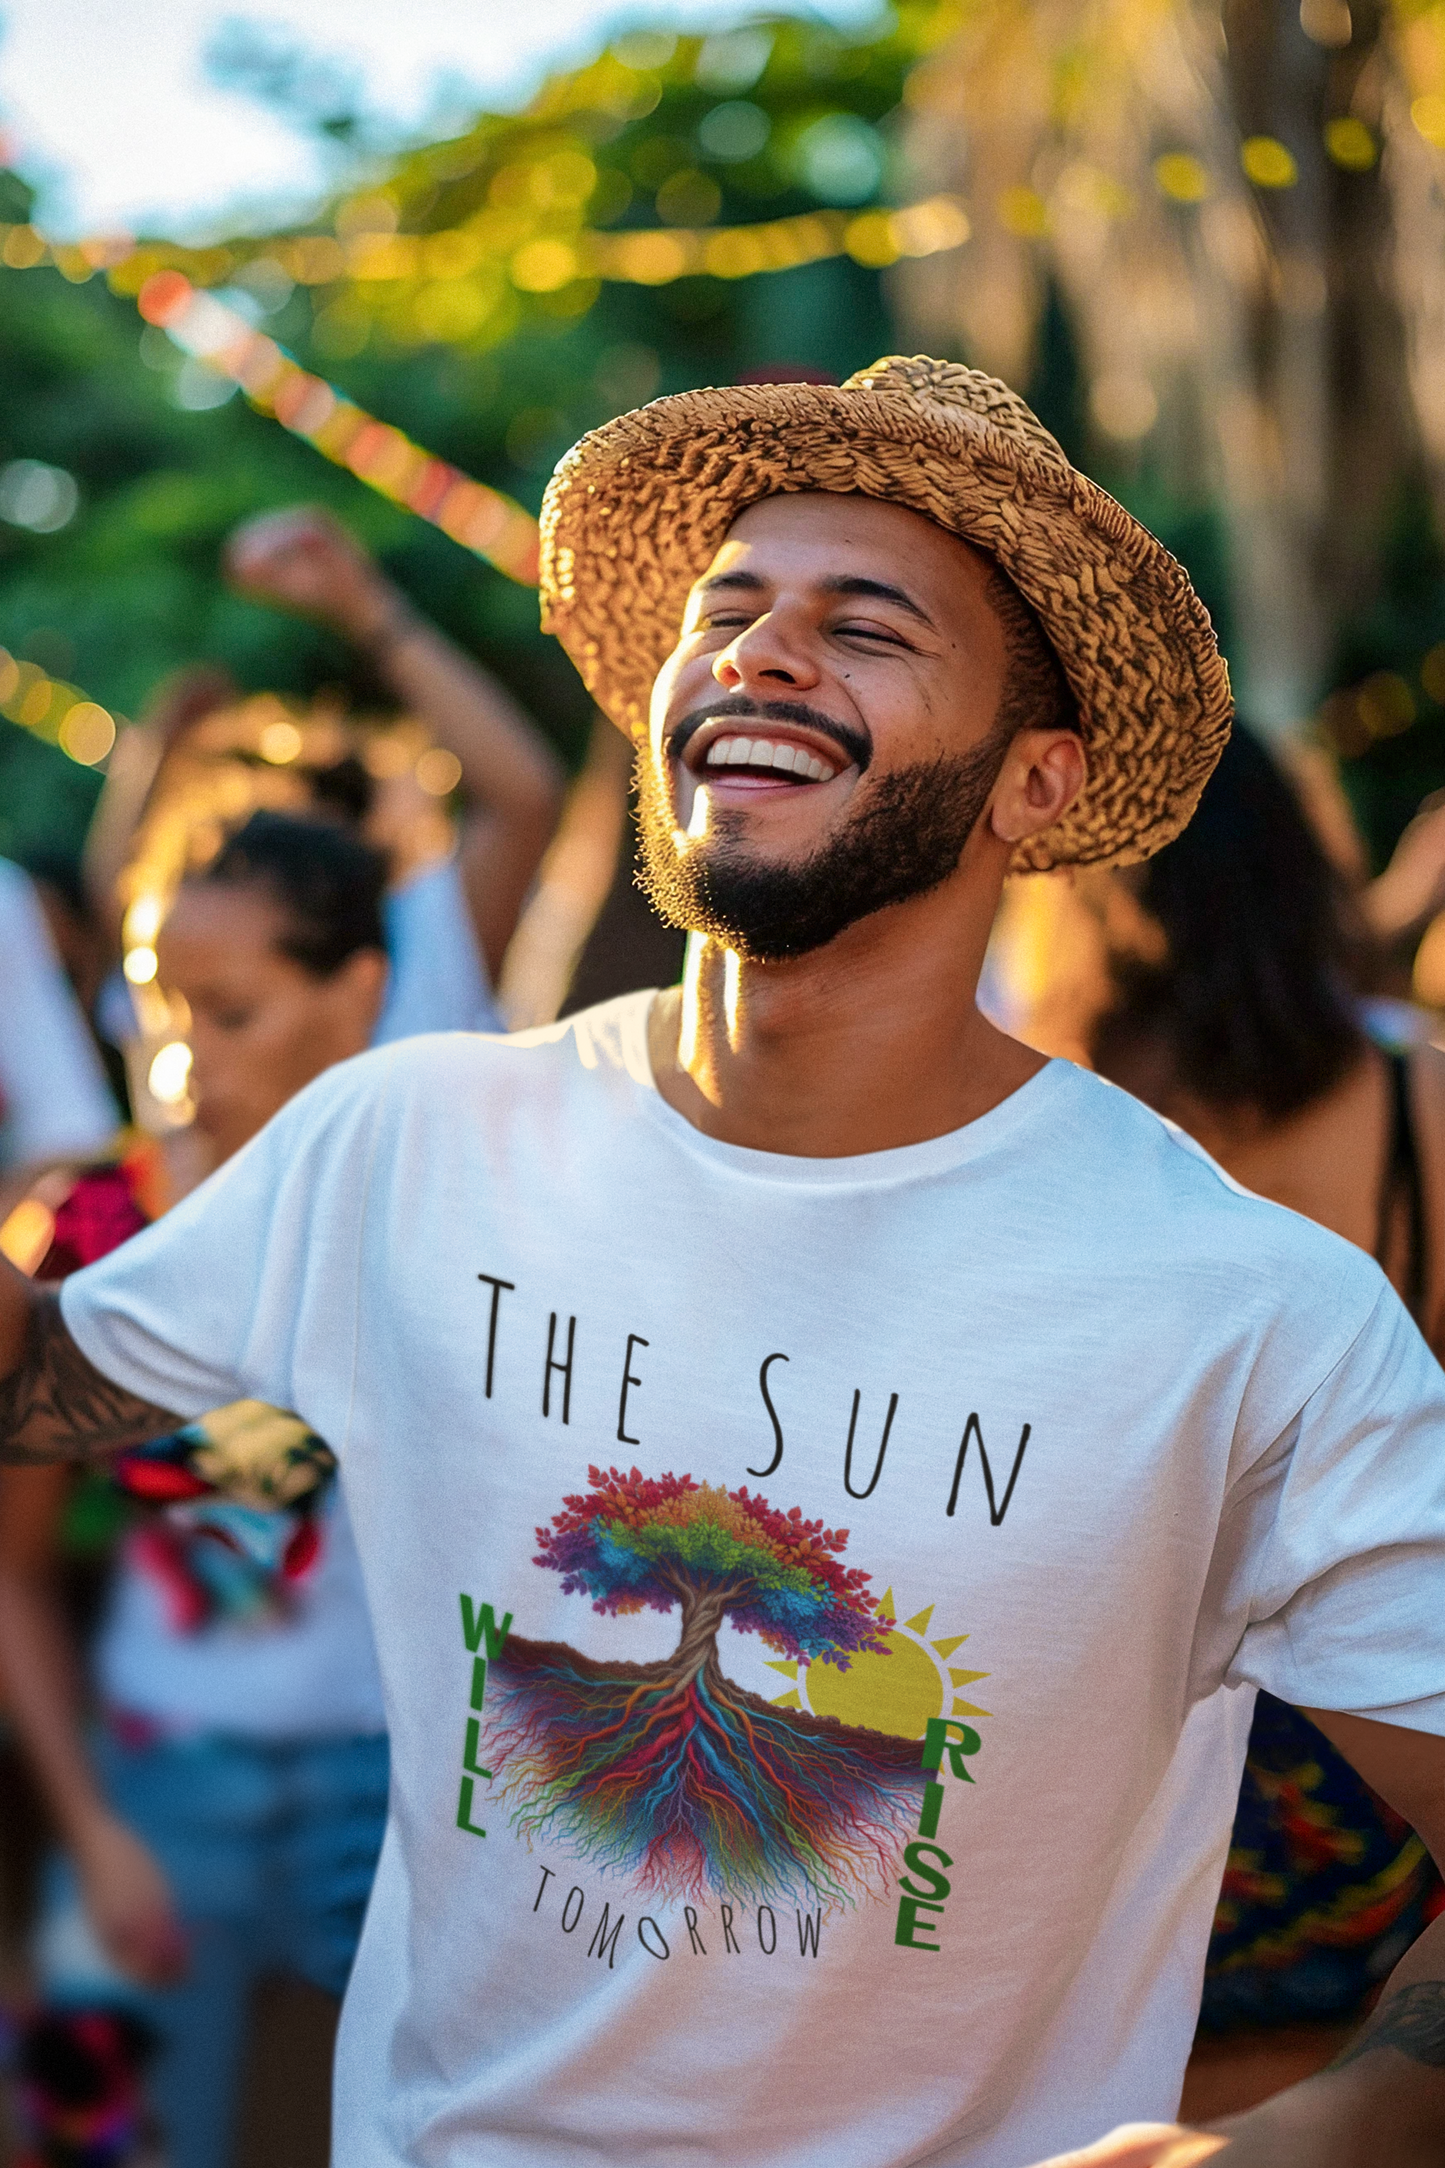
[
  {"x1": 1218, "y1": 0, "x2": 1422, "y2": 730},
  {"x1": 899, "y1": 0, "x2": 1433, "y2": 739}
]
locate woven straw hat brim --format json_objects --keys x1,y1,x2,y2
[{"x1": 539, "y1": 359, "x2": 1232, "y2": 870}]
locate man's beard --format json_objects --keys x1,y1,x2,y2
[{"x1": 636, "y1": 723, "x2": 1012, "y2": 964}]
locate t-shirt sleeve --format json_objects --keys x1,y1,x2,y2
[
  {"x1": 1215, "y1": 1283, "x2": 1445, "y2": 1733},
  {"x1": 60, "y1": 1049, "x2": 393, "y2": 1451}
]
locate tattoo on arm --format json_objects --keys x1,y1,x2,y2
[
  {"x1": 0, "y1": 1290, "x2": 182, "y2": 1464},
  {"x1": 1331, "y1": 1982, "x2": 1445, "y2": 2072}
]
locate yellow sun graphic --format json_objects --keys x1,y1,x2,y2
[{"x1": 766, "y1": 1590, "x2": 990, "y2": 1739}]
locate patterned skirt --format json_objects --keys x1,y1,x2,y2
[{"x1": 1201, "y1": 1691, "x2": 1444, "y2": 2030}]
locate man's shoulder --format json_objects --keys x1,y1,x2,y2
[
  {"x1": 365, "y1": 990, "x2": 656, "y2": 1098},
  {"x1": 1046, "y1": 1059, "x2": 1389, "y2": 1308}
]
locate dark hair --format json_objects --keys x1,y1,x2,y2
[
  {"x1": 985, "y1": 563, "x2": 1080, "y2": 739},
  {"x1": 1090, "y1": 727, "x2": 1369, "y2": 1122},
  {"x1": 305, "y1": 752, "x2": 375, "y2": 825},
  {"x1": 19, "y1": 849, "x2": 90, "y2": 919},
  {"x1": 196, "y1": 811, "x2": 388, "y2": 978}
]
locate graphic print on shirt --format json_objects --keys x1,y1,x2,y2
[
  {"x1": 766, "y1": 1587, "x2": 990, "y2": 1737},
  {"x1": 481, "y1": 1465, "x2": 981, "y2": 1912}
]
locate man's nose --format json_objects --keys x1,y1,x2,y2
[{"x1": 712, "y1": 608, "x2": 822, "y2": 695}]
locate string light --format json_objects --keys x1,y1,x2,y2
[
  {"x1": 136, "y1": 271, "x2": 541, "y2": 585},
  {"x1": 42, "y1": 194, "x2": 958, "y2": 591},
  {"x1": 0, "y1": 195, "x2": 974, "y2": 582},
  {"x1": 0, "y1": 191, "x2": 974, "y2": 309},
  {"x1": 0, "y1": 644, "x2": 119, "y2": 764}
]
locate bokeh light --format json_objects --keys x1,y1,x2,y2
[
  {"x1": 415, "y1": 747, "x2": 463, "y2": 796},
  {"x1": 147, "y1": 1040, "x2": 194, "y2": 1107},
  {"x1": 0, "y1": 458, "x2": 79, "y2": 531},
  {"x1": 258, "y1": 718, "x2": 304, "y2": 763},
  {"x1": 1241, "y1": 136, "x2": 1299, "y2": 188},
  {"x1": 58, "y1": 701, "x2": 117, "y2": 764}
]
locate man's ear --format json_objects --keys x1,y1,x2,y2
[{"x1": 989, "y1": 730, "x2": 1088, "y2": 847}]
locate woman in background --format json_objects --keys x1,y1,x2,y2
[
  {"x1": 87, "y1": 504, "x2": 564, "y2": 1057},
  {"x1": 0, "y1": 813, "x2": 393, "y2": 2168},
  {"x1": 1091, "y1": 728, "x2": 1445, "y2": 1337},
  {"x1": 1083, "y1": 726, "x2": 1445, "y2": 2104}
]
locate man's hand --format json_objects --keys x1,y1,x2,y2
[
  {"x1": 74, "y1": 1811, "x2": 188, "y2": 1987},
  {"x1": 1024, "y1": 1922, "x2": 1445, "y2": 2168},
  {"x1": 1024, "y1": 2126, "x2": 1223, "y2": 2166},
  {"x1": 225, "y1": 506, "x2": 397, "y2": 646}
]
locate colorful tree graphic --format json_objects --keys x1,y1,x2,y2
[{"x1": 486, "y1": 1468, "x2": 924, "y2": 1908}]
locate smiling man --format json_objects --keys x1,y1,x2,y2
[
  {"x1": 636, "y1": 492, "x2": 1079, "y2": 964},
  {"x1": 2, "y1": 358, "x2": 1444, "y2": 2168}
]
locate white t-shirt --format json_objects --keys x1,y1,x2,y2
[
  {"x1": 0, "y1": 859, "x2": 117, "y2": 1168},
  {"x1": 61, "y1": 994, "x2": 1445, "y2": 2168},
  {"x1": 374, "y1": 853, "x2": 501, "y2": 1044}
]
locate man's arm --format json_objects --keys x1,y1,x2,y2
[
  {"x1": 1024, "y1": 1715, "x2": 1445, "y2": 2167},
  {"x1": 0, "y1": 1262, "x2": 181, "y2": 1463},
  {"x1": 1025, "y1": 1917, "x2": 1445, "y2": 2166},
  {"x1": 1233, "y1": 1707, "x2": 1445, "y2": 2158},
  {"x1": 225, "y1": 507, "x2": 565, "y2": 981}
]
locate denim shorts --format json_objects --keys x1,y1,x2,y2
[{"x1": 38, "y1": 1725, "x2": 389, "y2": 2168}]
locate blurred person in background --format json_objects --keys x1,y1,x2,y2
[
  {"x1": 1081, "y1": 725, "x2": 1445, "y2": 2110},
  {"x1": 225, "y1": 504, "x2": 562, "y2": 1038},
  {"x1": 0, "y1": 813, "x2": 394, "y2": 2168},
  {"x1": 20, "y1": 850, "x2": 134, "y2": 1128},
  {"x1": 84, "y1": 506, "x2": 564, "y2": 1085},
  {"x1": 1089, "y1": 726, "x2": 1445, "y2": 1352},
  {"x1": 0, "y1": 857, "x2": 118, "y2": 1205},
  {"x1": 0, "y1": 855, "x2": 121, "y2": 2125}
]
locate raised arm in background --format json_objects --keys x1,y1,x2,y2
[{"x1": 225, "y1": 507, "x2": 566, "y2": 982}]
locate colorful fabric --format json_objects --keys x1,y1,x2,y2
[
  {"x1": 37, "y1": 1160, "x2": 332, "y2": 1632},
  {"x1": 5, "y1": 2005, "x2": 154, "y2": 2168},
  {"x1": 1201, "y1": 1690, "x2": 1445, "y2": 2029},
  {"x1": 35, "y1": 1159, "x2": 151, "y2": 1283}
]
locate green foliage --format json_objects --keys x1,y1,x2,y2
[
  {"x1": 283, "y1": 11, "x2": 938, "y2": 514},
  {"x1": 1322, "y1": 485, "x2": 1445, "y2": 869},
  {"x1": 0, "y1": 715, "x2": 102, "y2": 865},
  {"x1": 0, "y1": 9, "x2": 950, "y2": 862}
]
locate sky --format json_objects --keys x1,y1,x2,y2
[{"x1": 0, "y1": 0, "x2": 874, "y2": 239}]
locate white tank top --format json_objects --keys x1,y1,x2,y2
[{"x1": 374, "y1": 853, "x2": 502, "y2": 1043}]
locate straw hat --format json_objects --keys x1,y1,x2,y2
[{"x1": 539, "y1": 355, "x2": 1231, "y2": 870}]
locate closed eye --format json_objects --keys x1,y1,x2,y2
[{"x1": 833, "y1": 620, "x2": 915, "y2": 648}]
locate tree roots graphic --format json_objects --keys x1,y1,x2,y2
[{"x1": 487, "y1": 1634, "x2": 923, "y2": 1909}]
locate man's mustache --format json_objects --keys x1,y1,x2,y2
[{"x1": 665, "y1": 696, "x2": 872, "y2": 774}]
